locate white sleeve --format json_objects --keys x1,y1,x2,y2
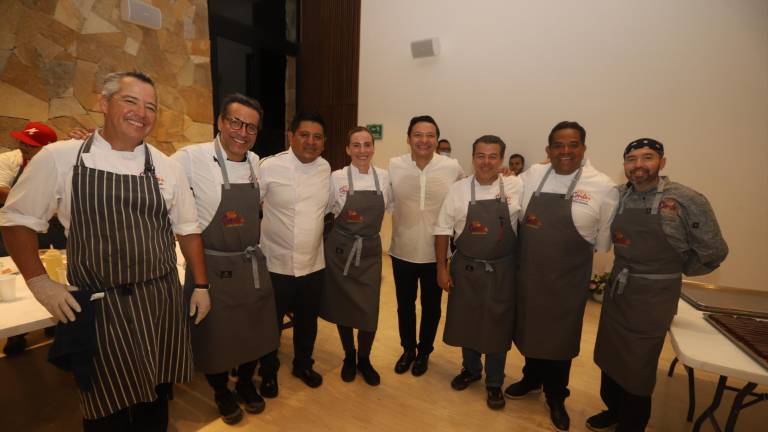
[
  {"x1": 434, "y1": 186, "x2": 457, "y2": 236},
  {"x1": 0, "y1": 153, "x2": 19, "y2": 189},
  {"x1": 327, "y1": 174, "x2": 340, "y2": 215},
  {"x1": 0, "y1": 148, "x2": 59, "y2": 232},
  {"x1": 169, "y1": 148, "x2": 194, "y2": 186},
  {"x1": 594, "y1": 185, "x2": 620, "y2": 252},
  {"x1": 166, "y1": 159, "x2": 201, "y2": 236}
]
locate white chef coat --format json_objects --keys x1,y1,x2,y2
[
  {"x1": 327, "y1": 165, "x2": 393, "y2": 217},
  {"x1": 0, "y1": 150, "x2": 23, "y2": 189},
  {"x1": 519, "y1": 159, "x2": 619, "y2": 252},
  {"x1": 171, "y1": 140, "x2": 259, "y2": 231},
  {"x1": 258, "y1": 149, "x2": 330, "y2": 276},
  {"x1": 0, "y1": 131, "x2": 200, "y2": 236},
  {"x1": 389, "y1": 153, "x2": 464, "y2": 263},
  {"x1": 435, "y1": 175, "x2": 524, "y2": 237}
]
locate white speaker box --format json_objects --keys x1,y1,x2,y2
[
  {"x1": 410, "y1": 38, "x2": 441, "y2": 59},
  {"x1": 121, "y1": 0, "x2": 162, "y2": 30}
]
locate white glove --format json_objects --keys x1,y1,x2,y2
[
  {"x1": 26, "y1": 274, "x2": 81, "y2": 323},
  {"x1": 189, "y1": 288, "x2": 211, "y2": 325}
]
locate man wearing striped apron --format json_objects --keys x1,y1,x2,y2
[
  {"x1": 587, "y1": 139, "x2": 728, "y2": 432},
  {"x1": 0, "y1": 71, "x2": 210, "y2": 431}
]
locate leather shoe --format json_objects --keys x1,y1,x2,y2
[
  {"x1": 504, "y1": 379, "x2": 543, "y2": 399},
  {"x1": 292, "y1": 367, "x2": 323, "y2": 388},
  {"x1": 259, "y1": 376, "x2": 278, "y2": 399},
  {"x1": 341, "y1": 355, "x2": 357, "y2": 382},
  {"x1": 585, "y1": 410, "x2": 618, "y2": 431},
  {"x1": 411, "y1": 352, "x2": 430, "y2": 376},
  {"x1": 394, "y1": 350, "x2": 416, "y2": 374},
  {"x1": 358, "y1": 358, "x2": 381, "y2": 386},
  {"x1": 214, "y1": 390, "x2": 244, "y2": 425},
  {"x1": 235, "y1": 380, "x2": 265, "y2": 414},
  {"x1": 450, "y1": 369, "x2": 481, "y2": 391},
  {"x1": 546, "y1": 399, "x2": 570, "y2": 431},
  {"x1": 486, "y1": 387, "x2": 506, "y2": 410}
]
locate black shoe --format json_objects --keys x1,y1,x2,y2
[
  {"x1": 259, "y1": 376, "x2": 278, "y2": 399},
  {"x1": 546, "y1": 399, "x2": 570, "y2": 431},
  {"x1": 486, "y1": 386, "x2": 506, "y2": 410},
  {"x1": 450, "y1": 369, "x2": 481, "y2": 391},
  {"x1": 504, "y1": 379, "x2": 543, "y2": 399},
  {"x1": 235, "y1": 380, "x2": 265, "y2": 414},
  {"x1": 394, "y1": 350, "x2": 416, "y2": 374},
  {"x1": 214, "y1": 390, "x2": 244, "y2": 425},
  {"x1": 341, "y1": 355, "x2": 357, "y2": 382},
  {"x1": 585, "y1": 410, "x2": 618, "y2": 431},
  {"x1": 357, "y1": 358, "x2": 381, "y2": 386},
  {"x1": 44, "y1": 326, "x2": 56, "y2": 337},
  {"x1": 411, "y1": 352, "x2": 430, "y2": 377},
  {"x1": 3, "y1": 335, "x2": 27, "y2": 356},
  {"x1": 292, "y1": 367, "x2": 323, "y2": 388}
]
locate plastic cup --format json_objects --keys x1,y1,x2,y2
[{"x1": 0, "y1": 275, "x2": 16, "y2": 301}]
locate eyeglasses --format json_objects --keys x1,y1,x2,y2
[{"x1": 224, "y1": 116, "x2": 258, "y2": 135}]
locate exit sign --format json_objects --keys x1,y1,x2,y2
[{"x1": 367, "y1": 124, "x2": 383, "y2": 139}]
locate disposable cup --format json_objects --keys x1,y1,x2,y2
[{"x1": 0, "y1": 275, "x2": 16, "y2": 301}]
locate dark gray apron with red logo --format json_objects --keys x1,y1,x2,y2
[
  {"x1": 515, "y1": 166, "x2": 594, "y2": 360},
  {"x1": 594, "y1": 180, "x2": 683, "y2": 395},
  {"x1": 320, "y1": 166, "x2": 385, "y2": 332},
  {"x1": 443, "y1": 176, "x2": 516, "y2": 353},
  {"x1": 185, "y1": 138, "x2": 279, "y2": 373}
]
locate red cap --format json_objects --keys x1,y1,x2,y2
[{"x1": 10, "y1": 122, "x2": 58, "y2": 147}]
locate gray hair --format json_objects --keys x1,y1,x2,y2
[{"x1": 101, "y1": 71, "x2": 157, "y2": 99}]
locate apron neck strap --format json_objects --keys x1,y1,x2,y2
[
  {"x1": 347, "y1": 165, "x2": 381, "y2": 196},
  {"x1": 535, "y1": 164, "x2": 583, "y2": 200},
  {"x1": 77, "y1": 133, "x2": 155, "y2": 176},
  {"x1": 214, "y1": 135, "x2": 257, "y2": 191},
  {"x1": 618, "y1": 178, "x2": 666, "y2": 215}
]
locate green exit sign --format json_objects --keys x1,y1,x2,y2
[{"x1": 367, "y1": 124, "x2": 383, "y2": 139}]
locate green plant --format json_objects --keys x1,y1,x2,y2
[{"x1": 589, "y1": 272, "x2": 611, "y2": 295}]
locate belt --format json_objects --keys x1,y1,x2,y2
[
  {"x1": 610, "y1": 267, "x2": 681, "y2": 298},
  {"x1": 204, "y1": 245, "x2": 264, "y2": 288},
  {"x1": 335, "y1": 229, "x2": 379, "y2": 276}
]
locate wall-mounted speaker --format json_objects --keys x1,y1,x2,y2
[
  {"x1": 410, "y1": 37, "x2": 441, "y2": 59},
  {"x1": 121, "y1": 0, "x2": 162, "y2": 30}
]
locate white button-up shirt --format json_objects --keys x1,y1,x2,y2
[
  {"x1": 171, "y1": 140, "x2": 259, "y2": 231},
  {"x1": 0, "y1": 131, "x2": 200, "y2": 236},
  {"x1": 0, "y1": 150, "x2": 23, "y2": 189},
  {"x1": 328, "y1": 165, "x2": 393, "y2": 217},
  {"x1": 519, "y1": 160, "x2": 619, "y2": 252},
  {"x1": 258, "y1": 149, "x2": 330, "y2": 276},
  {"x1": 435, "y1": 175, "x2": 524, "y2": 237},
  {"x1": 389, "y1": 153, "x2": 464, "y2": 263}
]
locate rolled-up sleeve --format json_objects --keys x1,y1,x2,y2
[
  {"x1": 167, "y1": 159, "x2": 201, "y2": 236},
  {"x1": 594, "y1": 186, "x2": 620, "y2": 252},
  {"x1": 434, "y1": 188, "x2": 457, "y2": 236},
  {"x1": 0, "y1": 148, "x2": 59, "y2": 233}
]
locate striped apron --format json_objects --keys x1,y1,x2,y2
[{"x1": 66, "y1": 136, "x2": 192, "y2": 419}]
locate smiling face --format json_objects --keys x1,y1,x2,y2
[
  {"x1": 217, "y1": 102, "x2": 260, "y2": 161},
  {"x1": 546, "y1": 128, "x2": 586, "y2": 175},
  {"x1": 473, "y1": 142, "x2": 503, "y2": 184},
  {"x1": 346, "y1": 130, "x2": 375, "y2": 169},
  {"x1": 509, "y1": 156, "x2": 524, "y2": 175},
  {"x1": 407, "y1": 121, "x2": 438, "y2": 159},
  {"x1": 288, "y1": 121, "x2": 325, "y2": 163},
  {"x1": 99, "y1": 76, "x2": 157, "y2": 146},
  {"x1": 623, "y1": 147, "x2": 666, "y2": 191}
]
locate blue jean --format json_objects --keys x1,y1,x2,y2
[{"x1": 462, "y1": 348, "x2": 507, "y2": 388}]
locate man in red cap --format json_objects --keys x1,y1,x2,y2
[{"x1": 0, "y1": 121, "x2": 64, "y2": 356}]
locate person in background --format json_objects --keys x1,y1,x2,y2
[
  {"x1": 436, "y1": 138, "x2": 452, "y2": 157},
  {"x1": 508, "y1": 153, "x2": 525, "y2": 176},
  {"x1": 588, "y1": 138, "x2": 727, "y2": 432},
  {"x1": 320, "y1": 126, "x2": 392, "y2": 386}
]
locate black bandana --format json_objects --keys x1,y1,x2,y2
[{"x1": 624, "y1": 138, "x2": 664, "y2": 158}]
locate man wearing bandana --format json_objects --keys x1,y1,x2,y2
[{"x1": 587, "y1": 138, "x2": 728, "y2": 432}]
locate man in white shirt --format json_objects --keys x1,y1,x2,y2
[
  {"x1": 389, "y1": 115, "x2": 464, "y2": 376},
  {"x1": 257, "y1": 112, "x2": 331, "y2": 394},
  {"x1": 0, "y1": 71, "x2": 210, "y2": 431},
  {"x1": 506, "y1": 121, "x2": 619, "y2": 432}
]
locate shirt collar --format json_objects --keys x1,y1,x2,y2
[{"x1": 93, "y1": 129, "x2": 146, "y2": 154}]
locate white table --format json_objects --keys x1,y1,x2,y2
[{"x1": 669, "y1": 299, "x2": 768, "y2": 431}]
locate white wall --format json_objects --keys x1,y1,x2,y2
[{"x1": 359, "y1": 0, "x2": 768, "y2": 289}]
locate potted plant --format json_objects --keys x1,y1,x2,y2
[{"x1": 589, "y1": 272, "x2": 611, "y2": 303}]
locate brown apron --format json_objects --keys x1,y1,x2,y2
[
  {"x1": 594, "y1": 180, "x2": 683, "y2": 395},
  {"x1": 320, "y1": 166, "x2": 385, "y2": 332},
  {"x1": 443, "y1": 176, "x2": 516, "y2": 353},
  {"x1": 184, "y1": 138, "x2": 279, "y2": 373},
  {"x1": 515, "y1": 166, "x2": 594, "y2": 360},
  {"x1": 67, "y1": 135, "x2": 192, "y2": 419}
]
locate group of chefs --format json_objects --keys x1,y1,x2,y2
[{"x1": 0, "y1": 70, "x2": 728, "y2": 432}]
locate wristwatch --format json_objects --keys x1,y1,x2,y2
[{"x1": 193, "y1": 283, "x2": 210, "y2": 290}]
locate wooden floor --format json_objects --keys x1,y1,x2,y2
[{"x1": 2, "y1": 251, "x2": 767, "y2": 431}]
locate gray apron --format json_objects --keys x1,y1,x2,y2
[
  {"x1": 320, "y1": 166, "x2": 385, "y2": 332},
  {"x1": 443, "y1": 176, "x2": 516, "y2": 353},
  {"x1": 594, "y1": 181, "x2": 683, "y2": 396},
  {"x1": 515, "y1": 166, "x2": 593, "y2": 360},
  {"x1": 67, "y1": 135, "x2": 192, "y2": 419},
  {"x1": 184, "y1": 138, "x2": 279, "y2": 373}
]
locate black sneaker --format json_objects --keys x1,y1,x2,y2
[
  {"x1": 411, "y1": 352, "x2": 430, "y2": 377},
  {"x1": 358, "y1": 358, "x2": 381, "y2": 386},
  {"x1": 259, "y1": 375, "x2": 278, "y2": 399},
  {"x1": 235, "y1": 380, "x2": 265, "y2": 414},
  {"x1": 394, "y1": 350, "x2": 415, "y2": 374},
  {"x1": 450, "y1": 369, "x2": 481, "y2": 391},
  {"x1": 546, "y1": 398, "x2": 570, "y2": 431},
  {"x1": 486, "y1": 387, "x2": 506, "y2": 410},
  {"x1": 341, "y1": 355, "x2": 357, "y2": 382},
  {"x1": 2, "y1": 334, "x2": 27, "y2": 356},
  {"x1": 504, "y1": 379, "x2": 543, "y2": 399},
  {"x1": 214, "y1": 390, "x2": 243, "y2": 425},
  {"x1": 585, "y1": 410, "x2": 618, "y2": 431},
  {"x1": 292, "y1": 367, "x2": 323, "y2": 388}
]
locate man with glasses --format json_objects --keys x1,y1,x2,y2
[{"x1": 172, "y1": 94, "x2": 279, "y2": 425}]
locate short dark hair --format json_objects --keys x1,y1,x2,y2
[
  {"x1": 438, "y1": 139, "x2": 450, "y2": 145},
  {"x1": 547, "y1": 121, "x2": 586, "y2": 146},
  {"x1": 290, "y1": 112, "x2": 326, "y2": 134},
  {"x1": 346, "y1": 126, "x2": 374, "y2": 146},
  {"x1": 219, "y1": 93, "x2": 264, "y2": 129},
  {"x1": 407, "y1": 115, "x2": 440, "y2": 138},
  {"x1": 472, "y1": 135, "x2": 507, "y2": 158},
  {"x1": 509, "y1": 153, "x2": 525, "y2": 164}
]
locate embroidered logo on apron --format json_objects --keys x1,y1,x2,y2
[
  {"x1": 613, "y1": 228, "x2": 631, "y2": 247},
  {"x1": 524, "y1": 212, "x2": 543, "y2": 228},
  {"x1": 469, "y1": 220, "x2": 488, "y2": 234},
  {"x1": 659, "y1": 198, "x2": 678, "y2": 215},
  {"x1": 345, "y1": 209, "x2": 364, "y2": 222},
  {"x1": 221, "y1": 210, "x2": 245, "y2": 227}
]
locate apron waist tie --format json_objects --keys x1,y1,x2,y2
[
  {"x1": 335, "y1": 229, "x2": 379, "y2": 276},
  {"x1": 204, "y1": 246, "x2": 264, "y2": 289},
  {"x1": 457, "y1": 252, "x2": 515, "y2": 273},
  {"x1": 610, "y1": 268, "x2": 681, "y2": 298}
]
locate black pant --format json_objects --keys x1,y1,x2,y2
[
  {"x1": 521, "y1": 357, "x2": 572, "y2": 401},
  {"x1": 205, "y1": 360, "x2": 258, "y2": 394},
  {"x1": 600, "y1": 371, "x2": 651, "y2": 432},
  {"x1": 260, "y1": 270, "x2": 323, "y2": 374},
  {"x1": 82, "y1": 383, "x2": 172, "y2": 432},
  {"x1": 391, "y1": 256, "x2": 442, "y2": 355},
  {"x1": 337, "y1": 325, "x2": 375, "y2": 358}
]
